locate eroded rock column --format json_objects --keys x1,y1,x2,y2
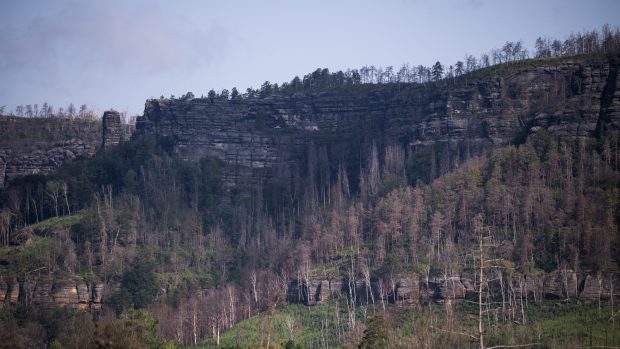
[{"x1": 102, "y1": 110, "x2": 122, "y2": 150}]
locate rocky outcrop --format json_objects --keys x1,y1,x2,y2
[
  {"x1": 0, "y1": 139, "x2": 97, "y2": 185},
  {"x1": 0, "y1": 111, "x2": 133, "y2": 188},
  {"x1": 286, "y1": 270, "x2": 620, "y2": 307},
  {"x1": 543, "y1": 270, "x2": 579, "y2": 299},
  {"x1": 580, "y1": 273, "x2": 620, "y2": 300},
  {"x1": 393, "y1": 275, "x2": 420, "y2": 305},
  {"x1": 3, "y1": 270, "x2": 614, "y2": 311},
  {"x1": 102, "y1": 110, "x2": 123, "y2": 150},
  {"x1": 0, "y1": 116, "x2": 101, "y2": 187},
  {"x1": 0, "y1": 276, "x2": 105, "y2": 311},
  {"x1": 438, "y1": 276, "x2": 469, "y2": 302},
  {"x1": 135, "y1": 55, "x2": 620, "y2": 188},
  {"x1": 287, "y1": 278, "x2": 341, "y2": 306},
  {"x1": 135, "y1": 98, "x2": 309, "y2": 187}
]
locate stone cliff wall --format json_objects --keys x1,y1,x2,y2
[
  {"x1": 0, "y1": 112, "x2": 131, "y2": 188},
  {"x1": 0, "y1": 275, "x2": 105, "y2": 311},
  {"x1": 134, "y1": 55, "x2": 620, "y2": 187},
  {"x1": 0, "y1": 117, "x2": 102, "y2": 187},
  {"x1": 1, "y1": 268, "x2": 614, "y2": 311},
  {"x1": 1, "y1": 57, "x2": 618, "y2": 189},
  {"x1": 286, "y1": 270, "x2": 620, "y2": 306}
]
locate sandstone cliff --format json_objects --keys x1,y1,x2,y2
[
  {"x1": 0, "y1": 117, "x2": 101, "y2": 187},
  {"x1": 3, "y1": 266, "x2": 614, "y2": 311},
  {"x1": 135, "y1": 55, "x2": 620, "y2": 187},
  {"x1": 0, "y1": 114, "x2": 131, "y2": 188},
  {"x1": 0, "y1": 275, "x2": 105, "y2": 311},
  {"x1": 2, "y1": 54, "x2": 619, "y2": 313},
  {"x1": 285, "y1": 270, "x2": 620, "y2": 307}
]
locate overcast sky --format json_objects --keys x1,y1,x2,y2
[{"x1": 1, "y1": 0, "x2": 619, "y2": 116}]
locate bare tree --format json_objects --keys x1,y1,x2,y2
[
  {"x1": 61, "y1": 182, "x2": 71, "y2": 215},
  {"x1": 46, "y1": 181, "x2": 61, "y2": 217}
]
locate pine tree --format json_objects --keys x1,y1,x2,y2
[
  {"x1": 432, "y1": 61, "x2": 444, "y2": 81},
  {"x1": 359, "y1": 315, "x2": 388, "y2": 349}
]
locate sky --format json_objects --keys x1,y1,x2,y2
[{"x1": 1, "y1": 0, "x2": 619, "y2": 116}]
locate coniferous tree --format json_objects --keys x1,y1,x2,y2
[{"x1": 432, "y1": 61, "x2": 444, "y2": 81}]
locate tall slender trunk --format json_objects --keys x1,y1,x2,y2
[
  {"x1": 478, "y1": 236, "x2": 484, "y2": 349},
  {"x1": 192, "y1": 310, "x2": 197, "y2": 346}
]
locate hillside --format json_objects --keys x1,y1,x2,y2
[
  {"x1": 0, "y1": 116, "x2": 102, "y2": 188},
  {"x1": 136, "y1": 54, "x2": 619, "y2": 187},
  {"x1": 0, "y1": 53, "x2": 619, "y2": 348}
]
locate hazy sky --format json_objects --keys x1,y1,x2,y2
[{"x1": 1, "y1": 0, "x2": 619, "y2": 116}]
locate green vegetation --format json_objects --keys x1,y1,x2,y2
[
  {"x1": 359, "y1": 315, "x2": 388, "y2": 349},
  {"x1": 192, "y1": 302, "x2": 368, "y2": 349},
  {"x1": 116, "y1": 250, "x2": 159, "y2": 311},
  {"x1": 29, "y1": 213, "x2": 83, "y2": 230},
  {"x1": 0, "y1": 25, "x2": 619, "y2": 348},
  {"x1": 1, "y1": 113, "x2": 618, "y2": 348},
  {"x1": 0, "y1": 116, "x2": 100, "y2": 147},
  {"x1": 187, "y1": 300, "x2": 619, "y2": 349}
]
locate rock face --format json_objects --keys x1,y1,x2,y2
[
  {"x1": 393, "y1": 275, "x2": 420, "y2": 305},
  {"x1": 134, "y1": 55, "x2": 620, "y2": 188},
  {"x1": 0, "y1": 111, "x2": 132, "y2": 188},
  {"x1": 135, "y1": 98, "x2": 310, "y2": 187},
  {"x1": 287, "y1": 278, "x2": 339, "y2": 306},
  {"x1": 438, "y1": 276, "x2": 468, "y2": 302},
  {"x1": 286, "y1": 270, "x2": 619, "y2": 306},
  {"x1": 0, "y1": 116, "x2": 101, "y2": 188},
  {"x1": 543, "y1": 270, "x2": 579, "y2": 299},
  {"x1": 102, "y1": 110, "x2": 123, "y2": 150},
  {"x1": 0, "y1": 276, "x2": 105, "y2": 311},
  {"x1": 0, "y1": 139, "x2": 97, "y2": 185},
  {"x1": 580, "y1": 273, "x2": 620, "y2": 300}
]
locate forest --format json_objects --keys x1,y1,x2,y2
[{"x1": 0, "y1": 25, "x2": 619, "y2": 349}]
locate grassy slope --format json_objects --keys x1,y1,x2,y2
[
  {"x1": 28, "y1": 213, "x2": 83, "y2": 230},
  {"x1": 192, "y1": 303, "x2": 352, "y2": 349},
  {"x1": 191, "y1": 300, "x2": 620, "y2": 349}
]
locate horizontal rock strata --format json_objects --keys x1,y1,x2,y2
[{"x1": 135, "y1": 56, "x2": 620, "y2": 188}]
